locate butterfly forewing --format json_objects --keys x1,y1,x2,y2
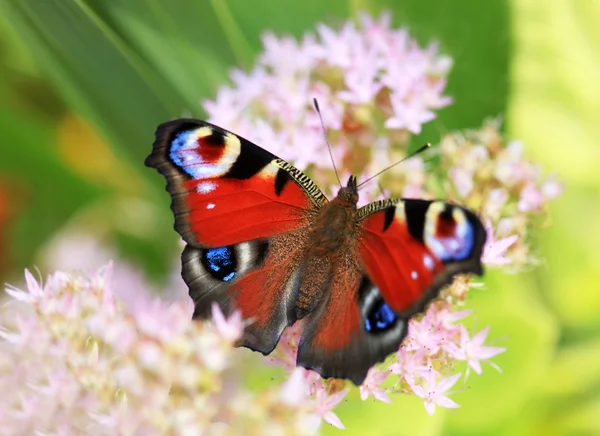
[
  {"x1": 146, "y1": 119, "x2": 327, "y2": 247},
  {"x1": 357, "y1": 198, "x2": 486, "y2": 316}
]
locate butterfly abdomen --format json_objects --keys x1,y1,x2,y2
[
  {"x1": 296, "y1": 255, "x2": 332, "y2": 319},
  {"x1": 294, "y1": 193, "x2": 359, "y2": 319}
]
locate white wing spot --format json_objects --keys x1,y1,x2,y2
[
  {"x1": 423, "y1": 254, "x2": 434, "y2": 270},
  {"x1": 206, "y1": 203, "x2": 215, "y2": 209},
  {"x1": 197, "y1": 181, "x2": 216, "y2": 194},
  {"x1": 449, "y1": 239, "x2": 460, "y2": 252},
  {"x1": 411, "y1": 271, "x2": 418, "y2": 280}
]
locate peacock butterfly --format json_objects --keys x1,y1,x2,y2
[{"x1": 145, "y1": 118, "x2": 486, "y2": 385}]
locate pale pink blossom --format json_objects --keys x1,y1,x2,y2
[
  {"x1": 202, "y1": 12, "x2": 451, "y2": 199},
  {"x1": 405, "y1": 311, "x2": 447, "y2": 354},
  {"x1": 518, "y1": 183, "x2": 545, "y2": 212},
  {"x1": 482, "y1": 220, "x2": 519, "y2": 266},
  {"x1": 449, "y1": 166, "x2": 474, "y2": 198},
  {"x1": 211, "y1": 302, "x2": 244, "y2": 341},
  {"x1": 281, "y1": 368, "x2": 311, "y2": 406},
  {"x1": 411, "y1": 371, "x2": 461, "y2": 416},
  {"x1": 389, "y1": 347, "x2": 431, "y2": 382},
  {"x1": 484, "y1": 188, "x2": 509, "y2": 220},
  {"x1": 542, "y1": 175, "x2": 564, "y2": 200},
  {"x1": 446, "y1": 326, "x2": 506, "y2": 379},
  {"x1": 0, "y1": 267, "x2": 319, "y2": 434},
  {"x1": 314, "y1": 384, "x2": 350, "y2": 429},
  {"x1": 385, "y1": 96, "x2": 436, "y2": 134},
  {"x1": 360, "y1": 368, "x2": 392, "y2": 403}
]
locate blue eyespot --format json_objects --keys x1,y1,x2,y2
[
  {"x1": 203, "y1": 246, "x2": 237, "y2": 282},
  {"x1": 427, "y1": 219, "x2": 475, "y2": 262},
  {"x1": 170, "y1": 131, "x2": 203, "y2": 178},
  {"x1": 365, "y1": 300, "x2": 397, "y2": 333},
  {"x1": 451, "y1": 220, "x2": 475, "y2": 261}
]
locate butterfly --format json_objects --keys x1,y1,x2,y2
[{"x1": 145, "y1": 118, "x2": 486, "y2": 385}]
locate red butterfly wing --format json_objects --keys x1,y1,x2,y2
[
  {"x1": 146, "y1": 119, "x2": 326, "y2": 354},
  {"x1": 297, "y1": 263, "x2": 410, "y2": 385},
  {"x1": 146, "y1": 119, "x2": 327, "y2": 247},
  {"x1": 297, "y1": 199, "x2": 486, "y2": 384},
  {"x1": 358, "y1": 199, "x2": 486, "y2": 315}
]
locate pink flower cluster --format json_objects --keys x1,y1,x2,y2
[
  {"x1": 437, "y1": 120, "x2": 563, "y2": 267},
  {"x1": 268, "y1": 302, "x2": 504, "y2": 420},
  {"x1": 0, "y1": 266, "x2": 329, "y2": 434},
  {"x1": 203, "y1": 11, "x2": 452, "y2": 200}
]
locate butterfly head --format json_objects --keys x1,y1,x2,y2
[{"x1": 337, "y1": 175, "x2": 359, "y2": 206}]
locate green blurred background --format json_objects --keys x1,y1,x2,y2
[{"x1": 0, "y1": 0, "x2": 598, "y2": 434}]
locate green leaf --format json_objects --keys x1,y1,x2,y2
[{"x1": 0, "y1": 0, "x2": 186, "y2": 164}]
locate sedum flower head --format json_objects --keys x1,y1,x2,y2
[
  {"x1": 203, "y1": 11, "x2": 452, "y2": 201},
  {"x1": 436, "y1": 120, "x2": 563, "y2": 268},
  {"x1": 0, "y1": 266, "x2": 321, "y2": 435}
]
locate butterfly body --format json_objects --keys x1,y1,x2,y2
[
  {"x1": 147, "y1": 118, "x2": 486, "y2": 384},
  {"x1": 294, "y1": 178, "x2": 361, "y2": 319}
]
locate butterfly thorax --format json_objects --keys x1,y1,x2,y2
[{"x1": 308, "y1": 176, "x2": 359, "y2": 256}]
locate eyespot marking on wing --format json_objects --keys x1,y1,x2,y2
[
  {"x1": 169, "y1": 128, "x2": 241, "y2": 179},
  {"x1": 202, "y1": 246, "x2": 237, "y2": 282},
  {"x1": 365, "y1": 299, "x2": 397, "y2": 333},
  {"x1": 424, "y1": 202, "x2": 475, "y2": 262},
  {"x1": 359, "y1": 277, "x2": 401, "y2": 335}
]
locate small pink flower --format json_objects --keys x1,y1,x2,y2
[
  {"x1": 517, "y1": 183, "x2": 544, "y2": 212},
  {"x1": 360, "y1": 368, "x2": 392, "y2": 403},
  {"x1": 314, "y1": 384, "x2": 350, "y2": 429},
  {"x1": 481, "y1": 220, "x2": 519, "y2": 266},
  {"x1": 385, "y1": 96, "x2": 436, "y2": 134},
  {"x1": 484, "y1": 188, "x2": 509, "y2": 220},
  {"x1": 411, "y1": 371, "x2": 461, "y2": 416},
  {"x1": 280, "y1": 367, "x2": 310, "y2": 405},
  {"x1": 541, "y1": 175, "x2": 564, "y2": 200},
  {"x1": 405, "y1": 311, "x2": 446, "y2": 354},
  {"x1": 446, "y1": 326, "x2": 505, "y2": 379},
  {"x1": 267, "y1": 321, "x2": 302, "y2": 370},
  {"x1": 449, "y1": 166, "x2": 474, "y2": 198},
  {"x1": 211, "y1": 303, "x2": 244, "y2": 342},
  {"x1": 389, "y1": 347, "x2": 431, "y2": 382}
]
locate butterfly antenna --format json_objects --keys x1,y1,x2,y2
[
  {"x1": 357, "y1": 143, "x2": 431, "y2": 189},
  {"x1": 313, "y1": 98, "x2": 342, "y2": 188}
]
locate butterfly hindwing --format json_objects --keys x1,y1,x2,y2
[
  {"x1": 146, "y1": 118, "x2": 327, "y2": 353},
  {"x1": 183, "y1": 231, "x2": 309, "y2": 354},
  {"x1": 297, "y1": 199, "x2": 485, "y2": 384},
  {"x1": 297, "y1": 269, "x2": 409, "y2": 385}
]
